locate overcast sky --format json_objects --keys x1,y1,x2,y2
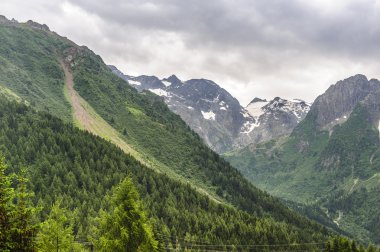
[{"x1": 1, "y1": 0, "x2": 380, "y2": 105}]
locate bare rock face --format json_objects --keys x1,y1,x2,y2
[
  {"x1": 108, "y1": 65, "x2": 311, "y2": 153},
  {"x1": 26, "y1": 20, "x2": 50, "y2": 31},
  {"x1": 310, "y1": 75, "x2": 380, "y2": 130},
  {"x1": 0, "y1": 15, "x2": 18, "y2": 25}
]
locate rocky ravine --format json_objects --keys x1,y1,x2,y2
[{"x1": 109, "y1": 65, "x2": 310, "y2": 153}]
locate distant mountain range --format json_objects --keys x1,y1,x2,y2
[{"x1": 109, "y1": 65, "x2": 311, "y2": 153}]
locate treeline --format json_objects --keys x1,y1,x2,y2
[{"x1": 325, "y1": 237, "x2": 379, "y2": 252}]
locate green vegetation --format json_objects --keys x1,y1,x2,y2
[
  {"x1": 324, "y1": 237, "x2": 379, "y2": 252},
  {"x1": 0, "y1": 24, "x2": 72, "y2": 121},
  {"x1": 37, "y1": 200, "x2": 84, "y2": 252},
  {"x1": 91, "y1": 177, "x2": 158, "y2": 252},
  {"x1": 0, "y1": 157, "x2": 38, "y2": 251}
]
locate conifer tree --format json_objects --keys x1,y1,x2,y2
[
  {"x1": 0, "y1": 156, "x2": 15, "y2": 251},
  {"x1": 93, "y1": 177, "x2": 158, "y2": 252},
  {"x1": 37, "y1": 200, "x2": 83, "y2": 252},
  {"x1": 13, "y1": 169, "x2": 38, "y2": 251}
]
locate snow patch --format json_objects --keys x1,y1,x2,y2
[
  {"x1": 220, "y1": 107, "x2": 227, "y2": 111},
  {"x1": 187, "y1": 106, "x2": 194, "y2": 110},
  {"x1": 162, "y1": 80, "x2": 171, "y2": 87},
  {"x1": 246, "y1": 101, "x2": 268, "y2": 118},
  {"x1": 201, "y1": 110, "x2": 216, "y2": 120},
  {"x1": 241, "y1": 120, "x2": 260, "y2": 134},
  {"x1": 149, "y1": 88, "x2": 169, "y2": 97},
  {"x1": 128, "y1": 80, "x2": 141, "y2": 86}
]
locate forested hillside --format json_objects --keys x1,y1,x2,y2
[{"x1": 0, "y1": 95, "x2": 332, "y2": 250}]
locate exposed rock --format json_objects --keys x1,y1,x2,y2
[
  {"x1": 26, "y1": 20, "x2": 50, "y2": 31},
  {"x1": 310, "y1": 74, "x2": 380, "y2": 130},
  {"x1": 108, "y1": 65, "x2": 310, "y2": 153}
]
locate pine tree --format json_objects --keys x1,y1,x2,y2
[
  {"x1": 36, "y1": 200, "x2": 82, "y2": 252},
  {"x1": 93, "y1": 177, "x2": 158, "y2": 251},
  {"x1": 12, "y1": 169, "x2": 39, "y2": 251},
  {"x1": 0, "y1": 156, "x2": 15, "y2": 251}
]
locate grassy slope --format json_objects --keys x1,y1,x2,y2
[
  {"x1": 225, "y1": 104, "x2": 380, "y2": 243},
  {"x1": 0, "y1": 24, "x2": 72, "y2": 121},
  {"x1": 0, "y1": 21, "x2": 331, "y2": 236}
]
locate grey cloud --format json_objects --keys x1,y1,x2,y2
[
  {"x1": 1, "y1": 0, "x2": 380, "y2": 104},
  {"x1": 66, "y1": 0, "x2": 380, "y2": 55}
]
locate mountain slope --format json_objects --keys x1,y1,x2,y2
[
  {"x1": 109, "y1": 65, "x2": 310, "y2": 153},
  {"x1": 0, "y1": 16, "x2": 333, "y2": 244},
  {"x1": 225, "y1": 75, "x2": 380, "y2": 243}
]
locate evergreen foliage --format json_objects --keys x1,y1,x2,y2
[
  {"x1": 0, "y1": 157, "x2": 37, "y2": 251},
  {"x1": 324, "y1": 237, "x2": 379, "y2": 252},
  {"x1": 36, "y1": 200, "x2": 80, "y2": 252},
  {"x1": 91, "y1": 177, "x2": 158, "y2": 251}
]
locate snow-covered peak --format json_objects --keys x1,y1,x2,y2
[{"x1": 263, "y1": 97, "x2": 310, "y2": 120}]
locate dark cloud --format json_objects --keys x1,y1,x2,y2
[{"x1": 1, "y1": 0, "x2": 380, "y2": 104}]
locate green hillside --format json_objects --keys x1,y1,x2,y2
[{"x1": 225, "y1": 99, "x2": 380, "y2": 243}]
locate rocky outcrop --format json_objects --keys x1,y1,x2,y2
[
  {"x1": 26, "y1": 20, "x2": 50, "y2": 31},
  {"x1": 0, "y1": 15, "x2": 18, "y2": 25},
  {"x1": 310, "y1": 74, "x2": 380, "y2": 130}
]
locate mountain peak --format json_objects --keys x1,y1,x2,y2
[
  {"x1": 249, "y1": 97, "x2": 267, "y2": 105},
  {"x1": 308, "y1": 74, "x2": 380, "y2": 130},
  {"x1": 0, "y1": 15, "x2": 18, "y2": 25},
  {"x1": 164, "y1": 74, "x2": 182, "y2": 87},
  {"x1": 350, "y1": 74, "x2": 368, "y2": 81}
]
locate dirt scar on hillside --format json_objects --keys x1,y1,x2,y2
[{"x1": 59, "y1": 59, "x2": 93, "y2": 131}]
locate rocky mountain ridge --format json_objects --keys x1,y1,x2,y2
[{"x1": 109, "y1": 65, "x2": 311, "y2": 153}]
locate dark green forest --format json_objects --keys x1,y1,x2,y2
[{"x1": 0, "y1": 96, "x2": 334, "y2": 251}]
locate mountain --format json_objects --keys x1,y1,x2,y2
[
  {"x1": 109, "y1": 65, "x2": 311, "y2": 153},
  {"x1": 225, "y1": 74, "x2": 380, "y2": 243},
  {"x1": 235, "y1": 96, "x2": 311, "y2": 149},
  {"x1": 0, "y1": 16, "x2": 333, "y2": 249}
]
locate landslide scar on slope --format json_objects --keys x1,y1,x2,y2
[
  {"x1": 59, "y1": 59, "x2": 138, "y2": 157},
  {"x1": 60, "y1": 59, "x2": 92, "y2": 131}
]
